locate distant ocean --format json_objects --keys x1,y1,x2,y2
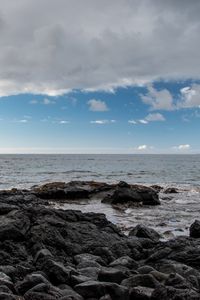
[
  {"x1": 0, "y1": 154, "x2": 200, "y2": 190},
  {"x1": 1, "y1": 154, "x2": 200, "y2": 237}
]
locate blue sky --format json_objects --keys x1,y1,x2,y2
[
  {"x1": 0, "y1": 1, "x2": 200, "y2": 153},
  {"x1": 0, "y1": 80, "x2": 199, "y2": 154}
]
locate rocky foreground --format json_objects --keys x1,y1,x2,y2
[{"x1": 0, "y1": 181, "x2": 200, "y2": 299}]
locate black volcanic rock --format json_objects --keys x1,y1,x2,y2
[
  {"x1": 0, "y1": 181, "x2": 199, "y2": 299},
  {"x1": 190, "y1": 220, "x2": 200, "y2": 238},
  {"x1": 102, "y1": 183, "x2": 160, "y2": 206},
  {"x1": 129, "y1": 225, "x2": 161, "y2": 242}
]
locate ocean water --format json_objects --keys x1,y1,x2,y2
[
  {"x1": 0, "y1": 154, "x2": 200, "y2": 190},
  {"x1": 1, "y1": 154, "x2": 200, "y2": 237}
]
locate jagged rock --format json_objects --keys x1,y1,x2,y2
[
  {"x1": 78, "y1": 267, "x2": 100, "y2": 280},
  {"x1": 33, "y1": 182, "x2": 89, "y2": 200},
  {"x1": 16, "y1": 273, "x2": 50, "y2": 295},
  {"x1": 129, "y1": 286, "x2": 154, "y2": 299},
  {"x1": 34, "y1": 249, "x2": 53, "y2": 263},
  {"x1": 0, "y1": 294, "x2": 20, "y2": 300},
  {"x1": 0, "y1": 273, "x2": 14, "y2": 292},
  {"x1": 75, "y1": 280, "x2": 129, "y2": 300},
  {"x1": 109, "y1": 256, "x2": 138, "y2": 270},
  {"x1": 98, "y1": 267, "x2": 127, "y2": 283},
  {"x1": 121, "y1": 274, "x2": 159, "y2": 289},
  {"x1": 190, "y1": 220, "x2": 200, "y2": 238},
  {"x1": 137, "y1": 266, "x2": 156, "y2": 274},
  {"x1": 151, "y1": 285, "x2": 200, "y2": 300},
  {"x1": 129, "y1": 225, "x2": 161, "y2": 242},
  {"x1": 40, "y1": 259, "x2": 72, "y2": 285},
  {"x1": 102, "y1": 184, "x2": 160, "y2": 206},
  {"x1": 0, "y1": 210, "x2": 30, "y2": 241},
  {"x1": 74, "y1": 253, "x2": 105, "y2": 266},
  {"x1": 163, "y1": 187, "x2": 179, "y2": 194}
]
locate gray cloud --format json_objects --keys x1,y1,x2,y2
[{"x1": 0, "y1": 0, "x2": 200, "y2": 96}]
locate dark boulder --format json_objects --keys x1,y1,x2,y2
[
  {"x1": 129, "y1": 286, "x2": 154, "y2": 300},
  {"x1": 0, "y1": 210, "x2": 30, "y2": 241},
  {"x1": 190, "y1": 220, "x2": 200, "y2": 238},
  {"x1": 102, "y1": 183, "x2": 160, "y2": 206},
  {"x1": 74, "y1": 280, "x2": 129, "y2": 300},
  {"x1": 109, "y1": 256, "x2": 138, "y2": 270},
  {"x1": 163, "y1": 187, "x2": 179, "y2": 194},
  {"x1": 121, "y1": 274, "x2": 159, "y2": 289},
  {"x1": 151, "y1": 285, "x2": 200, "y2": 300},
  {"x1": 98, "y1": 267, "x2": 127, "y2": 284},
  {"x1": 129, "y1": 225, "x2": 160, "y2": 242}
]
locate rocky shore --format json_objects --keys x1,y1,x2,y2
[{"x1": 0, "y1": 181, "x2": 200, "y2": 299}]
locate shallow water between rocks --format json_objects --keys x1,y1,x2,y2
[{"x1": 52, "y1": 186, "x2": 200, "y2": 240}]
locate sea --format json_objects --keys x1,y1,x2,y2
[{"x1": 1, "y1": 154, "x2": 200, "y2": 238}]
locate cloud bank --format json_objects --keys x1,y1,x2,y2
[{"x1": 0, "y1": 0, "x2": 200, "y2": 96}]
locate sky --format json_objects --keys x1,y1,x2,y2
[{"x1": 0, "y1": 0, "x2": 200, "y2": 154}]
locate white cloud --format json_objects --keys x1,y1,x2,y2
[
  {"x1": 180, "y1": 84, "x2": 200, "y2": 108},
  {"x1": 17, "y1": 119, "x2": 28, "y2": 123},
  {"x1": 173, "y1": 144, "x2": 191, "y2": 151},
  {"x1": 0, "y1": 1, "x2": 200, "y2": 96},
  {"x1": 90, "y1": 120, "x2": 115, "y2": 124},
  {"x1": 145, "y1": 113, "x2": 165, "y2": 122},
  {"x1": 137, "y1": 145, "x2": 147, "y2": 150},
  {"x1": 43, "y1": 98, "x2": 55, "y2": 105},
  {"x1": 129, "y1": 113, "x2": 165, "y2": 125},
  {"x1": 59, "y1": 120, "x2": 70, "y2": 124},
  {"x1": 139, "y1": 119, "x2": 148, "y2": 124},
  {"x1": 88, "y1": 99, "x2": 109, "y2": 112},
  {"x1": 140, "y1": 85, "x2": 174, "y2": 111},
  {"x1": 128, "y1": 120, "x2": 137, "y2": 124}
]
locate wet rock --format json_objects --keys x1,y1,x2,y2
[
  {"x1": 98, "y1": 267, "x2": 127, "y2": 284},
  {"x1": 150, "y1": 270, "x2": 168, "y2": 283},
  {"x1": 34, "y1": 182, "x2": 89, "y2": 200},
  {"x1": 151, "y1": 285, "x2": 200, "y2": 300},
  {"x1": 109, "y1": 256, "x2": 138, "y2": 270},
  {"x1": 150, "y1": 185, "x2": 163, "y2": 193},
  {"x1": 15, "y1": 273, "x2": 50, "y2": 295},
  {"x1": 74, "y1": 280, "x2": 129, "y2": 300},
  {"x1": 24, "y1": 283, "x2": 61, "y2": 299},
  {"x1": 71, "y1": 274, "x2": 92, "y2": 286},
  {"x1": 102, "y1": 184, "x2": 160, "y2": 206},
  {"x1": 78, "y1": 267, "x2": 100, "y2": 280},
  {"x1": 129, "y1": 225, "x2": 160, "y2": 242},
  {"x1": 163, "y1": 187, "x2": 179, "y2": 194},
  {"x1": 190, "y1": 220, "x2": 200, "y2": 238},
  {"x1": 147, "y1": 247, "x2": 172, "y2": 262},
  {"x1": 0, "y1": 273, "x2": 14, "y2": 292},
  {"x1": 121, "y1": 274, "x2": 159, "y2": 289},
  {"x1": 74, "y1": 253, "x2": 105, "y2": 266},
  {"x1": 0, "y1": 294, "x2": 19, "y2": 300},
  {"x1": 164, "y1": 272, "x2": 188, "y2": 288},
  {"x1": 129, "y1": 286, "x2": 154, "y2": 300},
  {"x1": 34, "y1": 249, "x2": 53, "y2": 263},
  {"x1": 60, "y1": 288, "x2": 83, "y2": 300},
  {"x1": 0, "y1": 210, "x2": 30, "y2": 241},
  {"x1": 41, "y1": 259, "x2": 72, "y2": 285},
  {"x1": 77, "y1": 260, "x2": 102, "y2": 269},
  {"x1": 137, "y1": 266, "x2": 156, "y2": 274},
  {"x1": 0, "y1": 266, "x2": 16, "y2": 278}
]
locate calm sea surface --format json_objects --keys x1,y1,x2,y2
[
  {"x1": 1, "y1": 154, "x2": 200, "y2": 237},
  {"x1": 0, "y1": 154, "x2": 200, "y2": 190}
]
